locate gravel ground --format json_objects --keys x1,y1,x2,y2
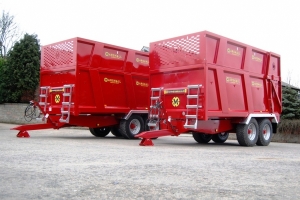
[{"x1": 1, "y1": 123, "x2": 300, "y2": 200}]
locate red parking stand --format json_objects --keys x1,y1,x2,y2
[{"x1": 16, "y1": 131, "x2": 30, "y2": 138}]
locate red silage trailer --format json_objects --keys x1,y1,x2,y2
[
  {"x1": 136, "y1": 31, "x2": 282, "y2": 146},
  {"x1": 12, "y1": 37, "x2": 150, "y2": 139}
]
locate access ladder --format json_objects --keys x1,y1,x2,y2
[
  {"x1": 148, "y1": 87, "x2": 163, "y2": 129},
  {"x1": 59, "y1": 84, "x2": 74, "y2": 123},
  {"x1": 184, "y1": 84, "x2": 202, "y2": 129},
  {"x1": 39, "y1": 86, "x2": 50, "y2": 113}
]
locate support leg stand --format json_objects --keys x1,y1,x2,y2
[
  {"x1": 16, "y1": 131, "x2": 30, "y2": 138},
  {"x1": 139, "y1": 138, "x2": 154, "y2": 146}
]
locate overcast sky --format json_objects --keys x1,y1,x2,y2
[{"x1": 1, "y1": 0, "x2": 299, "y2": 86}]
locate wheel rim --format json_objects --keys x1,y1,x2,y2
[
  {"x1": 219, "y1": 132, "x2": 228, "y2": 140},
  {"x1": 262, "y1": 124, "x2": 271, "y2": 140},
  {"x1": 129, "y1": 119, "x2": 141, "y2": 135},
  {"x1": 247, "y1": 123, "x2": 257, "y2": 141},
  {"x1": 99, "y1": 127, "x2": 107, "y2": 133}
]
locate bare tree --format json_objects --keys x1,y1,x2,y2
[
  {"x1": 286, "y1": 70, "x2": 292, "y2": 85},
  {"x1": 0, "y1": 10, "x2": 21, "y2": 58},
  {"x1": 285, "y1": 69, "x2": 300, "y2": 88}
]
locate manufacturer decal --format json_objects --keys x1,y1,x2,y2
[
  {"x1": 164, "y1": 89, "x2": 187, "y2": 94},
  {"x1": 50, "y1": 88, "x2": 64, "y2": 93},
  {"x1": 55, "y1": 94, "x2": 60, "y2": 103},
  {"x1": 251, "y1": 81, "x2": 262, "y2": 88},
  {"x1": 226, "y1": 77, "x2": 240, "y2": 85},
  {"x1": 136, "y1": 81, "x2": 149, "y2": 87},
  {"x1": 104, "y1": 77, "x2": 121, "y2": 84},
  {"x1": 136, "y1": 58, "x2": 149, "y2": 65},
  {"x1": 252, "y1": 55, "x2": 262, "y2": 62},
  {"x1": 105, "y1": 52, "x2": 122, "y2": 59},
  {"x1": 172, "y1": 97, "x2": 180, "y2": 107},
  {"x1": 227, "y1": 48, "x2": 241, "y2": 56}
]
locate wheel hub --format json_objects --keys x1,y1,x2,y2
[
  {"x1": 129, "y1": 119, "x2": 141, "y2": 135},
  {"x1": 262, "y1": 124, "x2": 271, "y2": 140},
  {"x1": 247, "y1": 123, "x2": 256, "y2": 140},
  {"x1": 130, "y1": 123, "x2": 136, "y2": 129}
]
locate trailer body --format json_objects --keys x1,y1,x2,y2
[
  {"x1": 137, "y1": 31, "x2": 281, "y2": 146},
  {"x1": 13, "y1": 38, "x2": 150, "y2": 138}
]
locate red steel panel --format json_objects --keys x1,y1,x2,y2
[
  {"x1": 40, "y1": 38, "x2": 149, "y2": 120},
  {"x1": 149, "y1": 30, "x2": 281, "y2": 133}
]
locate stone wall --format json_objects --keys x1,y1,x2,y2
[
  {"x1": 0, "y1": 103, "x2": 39, "y2": 125},
  {"x1": 1, "y1": 103, "x2": 299, "y2": 143}
]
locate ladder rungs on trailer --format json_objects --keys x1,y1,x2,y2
[
  {"x1": 59, "y1": 84, "x2": 74, "y2": 123},
  {"x1": 147, "y1": 122, "x2": 157, "y2": 127},
  {"x1": 184, "y1": 84, "x2": 202, "y2": 129},
  {"x1": 151, "y1": 88, "x2": 163, "y2": 91},
  {"x1": 59, "y1": 119, "x2": 68, "y2": 123},
  {"x1": 39, "y1": 86, "x2": 50, "y2": 113},
  {"x1": 185, "y1": 115, "x2": 197, "y2": 119},
  {"x1": 184, "y1": 124, "x2": 197, "y2": 129},
  {"x1": 64, "y1": 84, "x2": 73, "y2": 88},
  {"x1": 187, "y1": 95, "x2": 198, "y2": 99},
  {"x1": 148, "y1": 87, "x2": 163, "y2": 129},
  {"x1": 186, "y1": 105, "x2": 202, "y2": 109},
  {"x1": 187, "y1": 84, "x2": 202, "y2": 89},
  {"x1": 151, "y1": 97, "x2": 159, "y2": 100}
]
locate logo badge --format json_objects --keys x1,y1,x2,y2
[
  {"x1": 172, "y1": 97, "x2": 180, "y2": 107},
  {"x1": 55, "y1": 94, "x2": 60, "y2": 103}
]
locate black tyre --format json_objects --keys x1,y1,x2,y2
[
  {"x1": 212, "y1": 132, "x2": 229, "y2": 143},
  {"x1": 236, "y1": 118, "x2": 258, "y2": 146},
  {"x1": 256, "y1": 119, "x2": 273, "y2": 146},
  {"x1": 120, "y1": 115, "x2": 144, "y2": 139},
  {"x1": 89, "y1": 127, "x2": 111, "y2": 137},
  {"x1": 192, "y1": 132, "x2": 213, "y2": 143},
  {"x1": 110, "y1": 126, "x2": 123, "y2": 137}
]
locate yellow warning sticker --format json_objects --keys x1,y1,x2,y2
[
  {"x1": 55, "y1": 94, "x2": 60, "y2": 103},
  {"x1": 172, "y1": 97, "x2": 180, "y2": 107}
]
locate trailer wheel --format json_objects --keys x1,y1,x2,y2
[
  {"x1": 110, "y1": 126, "x2": 123, "y2": 137},
  {"x1": 120, "y1": 115, "x2": 144, "y2": 139},
  {"x1": 256, "y1": 119, "x2": 273, "y2": 146},
  {"x1": 212, "y1": 132, "x2": 229, "y2": 143},
  {"x1": 236, "y1": 118, "x2": 258, "y2": 146},
  {"x1": 89, "y1": 127, "x2": 111, "y2": 137},
  {"x1": 192, "y1": 132, "x2": 212, "y2": 143}
]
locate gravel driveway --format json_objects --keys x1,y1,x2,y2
[{"x1": 1, "y1": 123, "x2": 300, "y2": 200}]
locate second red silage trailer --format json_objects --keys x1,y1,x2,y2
[
  {"x1": 136, "y1": 31, "x2": 282, "y2": 147},
  {"x1": 12, "y1": 37, "x2": 150, "y2": 139}
]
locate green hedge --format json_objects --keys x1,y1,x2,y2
[{"x1": 277, "y1": 119, "x2": 300, "y2": 135}]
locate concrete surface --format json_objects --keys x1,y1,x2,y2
[
  {"x1": 1, "y1": 123, "x2": 300, "y2": 200},
  {"x1": 0, "y1": 103, "x2": 40, "y2": 124}
]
